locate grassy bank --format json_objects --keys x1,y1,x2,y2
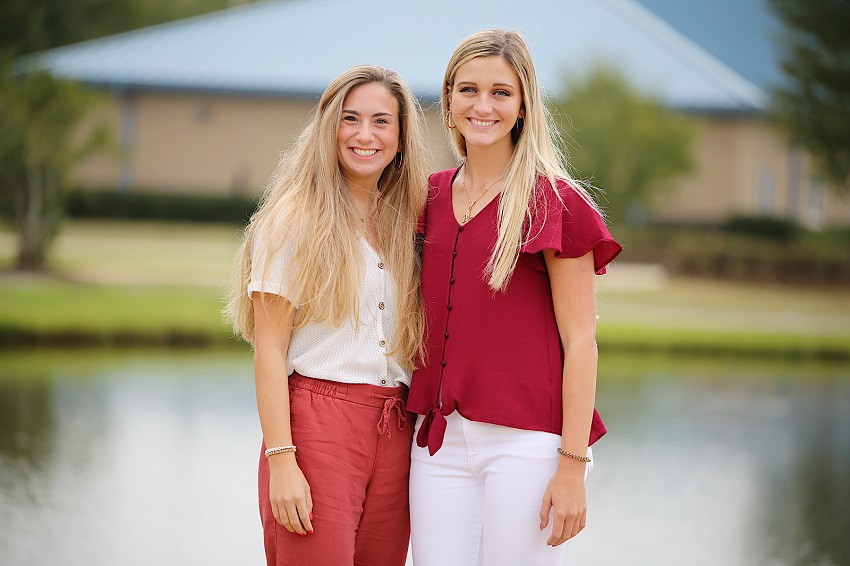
[
  {"x1": 1, "y1": 221, "x2": 849, "y2": 359},
  {"x1": 0, "y1": 277, "x2": 235, "y2": 347}
]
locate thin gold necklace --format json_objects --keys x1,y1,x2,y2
[
  {"x1": 350, "y1": 193, "x2": 379, "y2": 247},
  {"x1": 461, "y1": 168, "x2": 504, "y2": 224}
]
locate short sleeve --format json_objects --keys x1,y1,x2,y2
[
  {"x1": 521, "y1": 179, "x2": 622, "y2": 274},
  {"x1": 247, "y1": 224, "x2": 297, "y2": 300}
]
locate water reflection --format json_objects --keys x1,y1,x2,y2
[
  {"x1": 560, "y1": 357, "x2": 850, "y2": 566},
  {"x1": 757, "y1": 378, "x2": 850, "y2": 566},
  {"x1": 0, "y1": 378, "x2": 55, "y2": 470},
  {"x1": 0, "y1": 351, "x2": 264, "y2": 566},
  {"x1": 0, "y1": 351, "x2": 847, "y2": 566},
  {"x1": 0, "y1": 374, "x2": 57, "y2": 529}
]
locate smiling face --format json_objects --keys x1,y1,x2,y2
[
  {"x1": 449, "y1": 55, "x2": 523, "y2": 155},
  {"x1": 336, "y1": 82, "x2": 401, "y2": 189}
]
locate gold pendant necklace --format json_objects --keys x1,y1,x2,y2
[{"x1": 461, "y1": 168, "x2": 504, "y2": 224}]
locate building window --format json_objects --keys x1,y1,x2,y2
[
  {"x1": 196, "y1": 101, "x2": 216, "y2": 125},
  {"x1": 757, "y1": 168, "x2": 775, "y2": 216},
  {"x1": 805, "y1": 178, "x2": 825, "y2": 230}
]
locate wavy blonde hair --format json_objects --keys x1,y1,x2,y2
[
  {"x1": 226, "y1": 65, "x2": 427, "y2": 369},
  {"x1": 442, "y1": 29, "x2": 600, "y2": 291}
]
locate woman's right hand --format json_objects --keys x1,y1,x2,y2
[{"x1": 268, "y1": 455, "x2": 314, "y2": 535}]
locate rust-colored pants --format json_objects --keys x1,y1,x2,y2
[{"x1": 259, "y1": 373, "x2": 413, "y2": 566}]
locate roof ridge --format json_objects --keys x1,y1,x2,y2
[
  {"x1": 603, "y1": 0, "x2": 765, "y2": 109},
  {"x1": 25, "y1": 0, "x2": 766, "y2": 112}
]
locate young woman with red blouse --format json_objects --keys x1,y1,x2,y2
[
  {"x1": 227, "y1": 65, "x2": 427, "y2": 566},
  {"x1": 407, "y1": 30, "x2": 622, "y2": 566}
]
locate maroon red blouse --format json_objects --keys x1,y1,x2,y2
[{"x1": 408, "y1": 168, "x2": 623, "y2": 455}]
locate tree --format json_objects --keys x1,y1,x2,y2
[
  {"x1": 0, "y1": 0, "x2": 247, "y2": 270},
  {"x1": 0, "y1": 0, "x2": 242, "y2": 56},
  {"x1": 769, "y1": 0, "x2": 850, "y2": 191},
  {"x1": 0, "y1": 63, "x2": 107, "y2": 269},
  {"x1": 550, "y1": 66, "x2": 695, "y2": 225}
]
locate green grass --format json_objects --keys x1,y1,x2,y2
[
  {"x1": 0, "y1": 277, "x2": 237, "y2": 347},
  {"x1": 0, "y1": 220, "x2": 243, "y2": 286},
  {"x1": 0, "y1": 348, "x2": 253, "y2": 383},
  {"x1": 596, "y1": 275, "x2": 850, "y2": 359},
  {"x1": 0, "y1": 221, "x2": 244, "y2": 347},
  {"x1": 1, "y1": 220, "x2": 849, "y2": 358},
  {"x1": 597, "y1": 324, "x2": 850, "y2": 360}
]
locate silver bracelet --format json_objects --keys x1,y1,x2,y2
[
  {"x1": 264, "y1": 445, "x2": 297, "y2": 458},
  {"x1": 557, "y1": 447, "x2": 591, "y2": 463}
]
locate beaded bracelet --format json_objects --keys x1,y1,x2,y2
[
  {"x1": 264, "y1": 445, "x2": 297, "y2": 458},
  {"x1": 557, "y1": 447, "x2": 591, "y2": 463}
]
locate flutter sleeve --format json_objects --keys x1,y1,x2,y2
[{"x1": 521, "y1": 179, "x2": 622, "y2": 274}]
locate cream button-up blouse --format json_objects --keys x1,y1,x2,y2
[{"x1": 248, "y1": 232, "x2": 410, "y2": 388}]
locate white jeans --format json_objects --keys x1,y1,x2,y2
[{"x1": 409, "y1": 412, "x2": 592, "y2": 566}]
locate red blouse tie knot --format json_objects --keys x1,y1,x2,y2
[
  {"x1": 416, "y1": 407, "x2": 448, "y2": 456},
  {"x1": 375, "y1": 395, "x2": 407, "y2": 439}
]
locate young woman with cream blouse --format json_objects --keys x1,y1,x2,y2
[
  {"x1": 407, "y1": 30, "x2": 622, "y2": 566},
  {"x1": 227, "y1": 65, "x2": 426, "y2": 566}
]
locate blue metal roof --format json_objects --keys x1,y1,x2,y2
[
  {"x1": 634, "y1": 0, "x2": 783, "y2": 91},
  {"x1": 33, "y1": 0, "x2": 766, "y2": 112}
]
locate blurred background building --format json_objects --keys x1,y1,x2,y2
[{"x1": 32, "y1": 0, "x2": 850, "y2": 229}]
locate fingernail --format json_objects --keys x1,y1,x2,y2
[
  {"x1": 308, "y1": 530, "x2": 314, "y2": 535},
  {"x1": 309, "y1": 512, "x2": 314, "y2": 520},
  {"x1": 300, "y1": 533, "x2": 306, "y2": 537}
]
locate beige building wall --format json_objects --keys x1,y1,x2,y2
[
  {"x1": 73, "y1": 91, "x2": 850, "y2": 227},
  {"x1": 75, "y1": 93, "x2": 319, "y2": 195},
  {"x1": 651, "y1": 117, "x2": 743, "y2": 223},
  {"x1": 652, "y1": 115, "x2": 850, "y2": 227},
  {"x1": 73, "y1": 92, "x2": 459, "y2": 195}
]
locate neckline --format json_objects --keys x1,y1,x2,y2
[
  {"x1": 449, "y1": 165, "x2": 501, "y2": 228},
  {"x1": 360, "y1": 235, "x2": 381, "y2": 261}
]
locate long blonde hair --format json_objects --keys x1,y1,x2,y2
[
  {"x1": 442, "y1": 29, "x2": 600, "y2": 291},
  {"x1": 226, "y1": 65, "x2": 427, "y2": 369}
]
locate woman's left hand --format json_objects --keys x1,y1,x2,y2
[{"x1": 538, "y1": 463, "x2": 587, "y2": 546}]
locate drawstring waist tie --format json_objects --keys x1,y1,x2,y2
[{"x1": 289, "y1": 372, "x2": 409, "y2": 438}]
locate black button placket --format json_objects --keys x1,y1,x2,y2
[{"x1": 435, "y1": 224, "x2": 464, "y2": 407}]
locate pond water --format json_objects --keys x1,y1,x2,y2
[{"x1": 0, "y1": 351, "x2": 848, "y2": 566}]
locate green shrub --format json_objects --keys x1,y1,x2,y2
[
  {"x1": 724, "y1": 216, "x2": 800, "y2": 243},
  {"x1": 66, "y1": 189, "x2": 258, "y2": 224},
  {"x1": 617, "y1": 224, "x2": 850, "y2": 285}
]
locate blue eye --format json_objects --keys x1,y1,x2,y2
[
  {"x1": 495, "y1": 89, "x2": 510, "y2": 96},
  {"x1": 459, "y1": 86, "x2": 476, "y2": 93}
]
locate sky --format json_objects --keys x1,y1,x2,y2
[{"x1": 633, "y1": 0, "x2": 785, "y2": 91}]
